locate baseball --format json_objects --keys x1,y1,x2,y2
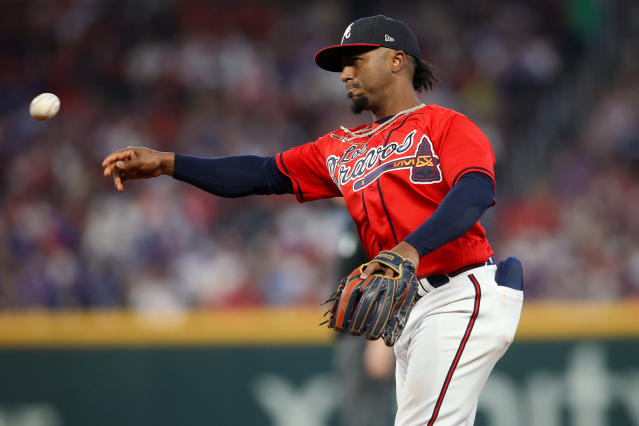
[{"x1": 29, "y1": 93, "x2": 60, "y2": 121}]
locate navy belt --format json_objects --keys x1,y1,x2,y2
[{"x1": 425, "y1": 258, "x2": 495, "y2": 289}]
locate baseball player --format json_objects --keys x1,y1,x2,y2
[{"x1": 102, "y1": 15, "x2": 523, "y2": 425}]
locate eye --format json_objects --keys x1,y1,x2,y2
[{"x1": 341, "y1": 55, "x2": 362, "y2": 68}]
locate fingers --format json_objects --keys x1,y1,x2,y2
[
  {"x1": 113, "y1": 171, "x2": 124, "y2": 192},
  {"x1": 102, "y1": 148, "x2": 137, "y2": 193},
  {"x1": 111, "y1": 160, "x2": 130, "y2": 192},
  {"x1": 360, "y1": 262, "x2": 376, "y2": 279},
  {"x1": 111, "y1": 159, "x2": 143, "y2": 191},
  {"x1": 103, "y1": 161, "x2": 122, "y2": 177},
  {"x1": 102, "y1": 149, "x2": 137, "y2": 180},
  {"x1": 360, "y1": 262, "x2": 395, "y2": 279},
  {"x1": 102, "y1": 149, "x2": 134, "y2": 169},
  {"x1": 101, "y1": 147, "x2": 164, "y2": 191}
]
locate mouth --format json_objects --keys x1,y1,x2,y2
[
  {"x1": 346, "y1": 85, "x2": 360, "y2": 98},
  {"x1": 347, "y1": 89, "x2": 361, "y2": 99}
]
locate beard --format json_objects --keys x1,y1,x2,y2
[{"x1": 349, "y1": 94, "x2": 369, "y2": 114}]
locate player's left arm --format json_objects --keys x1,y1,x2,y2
[
  {"x1": 361, "y1": 114, "x2": 495, "y2": 279},
  {"x1": 360, "y1": 172, "x2": 494, "y2": 278},
  {"x1": 402, "y1": 171, "x2": 494, "y2": 255}
]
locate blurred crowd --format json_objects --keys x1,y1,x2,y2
[
  {"x1": 0, "y1": 0, "x2": 637, "y2": 310},
  {"x1": 495, "y1": 73, "x2": 639, "y2": 300}
]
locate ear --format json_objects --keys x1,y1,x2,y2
[{"x1": 390, "y1": 50, "x2": 409, "y2": 73}]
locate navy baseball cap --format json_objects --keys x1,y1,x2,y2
[{"x1": 315, "y1": 15, "x2": 421, "y2": 72}]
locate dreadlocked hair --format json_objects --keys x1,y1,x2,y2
[{"x1": 412, "y1": 57, "x2": 437, "y2": 92}]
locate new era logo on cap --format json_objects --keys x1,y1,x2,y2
[{"x1": 315, "y1": 15, "x2": 421, "y2": 72}]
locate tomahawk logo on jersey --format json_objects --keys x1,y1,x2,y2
[{"x1": 276, "y1": 104, "x2": 496, "y2": 277}]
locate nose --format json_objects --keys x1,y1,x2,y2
[{"x1": 341, "y1": 65, "x2": 354, "y2": 83}]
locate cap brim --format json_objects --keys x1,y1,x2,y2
[{"x1": 314, "y1": 43, "x2": 381, "y2": 72}]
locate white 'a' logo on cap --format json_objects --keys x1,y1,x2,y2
[{"x1": 341, "y1": 23, "x2": 354, "y2": 43}]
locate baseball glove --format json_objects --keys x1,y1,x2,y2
[{"x1": 323, "y1": 251, "x2": 419, "y2": 346}]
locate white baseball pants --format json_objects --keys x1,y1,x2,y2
[{"x1": 393, "y1": 264, "x2": 523, "y2": 425}]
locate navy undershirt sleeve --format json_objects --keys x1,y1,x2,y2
[
  {"x1": 173, "y1": 154, "x2": 294, "y2": 197},
  {"x1": 404, "y1": 172, "x2": 495, "y2": 257}
]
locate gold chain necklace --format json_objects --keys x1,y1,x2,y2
[{"x1": 330, "y1": 103, "x2": 426, "y2": 145}]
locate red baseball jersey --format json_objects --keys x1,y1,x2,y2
[{"x1": 275, "y1": 104, "x2": 495, "y2": 276}]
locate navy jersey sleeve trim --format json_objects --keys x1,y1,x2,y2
[
  {"x1": 277, "y1": 153, "x2": 305, "y2": 202},
  {"x1": 173, "y1": 154, "x2": 294, "y2": 197},
  {"x1": 452, "y1": 167, "x2": 494, "y2": 187},
  {"x1": 404, "y1": 172, "x2": 495, "y2": 257}
]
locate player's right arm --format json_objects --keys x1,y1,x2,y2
[
  {"x1": 103, "y1": 136, "x2": 341, "y2": 200},
  {"x1": 102, "y1": 146, "x2": 295, "y2": 196}
]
